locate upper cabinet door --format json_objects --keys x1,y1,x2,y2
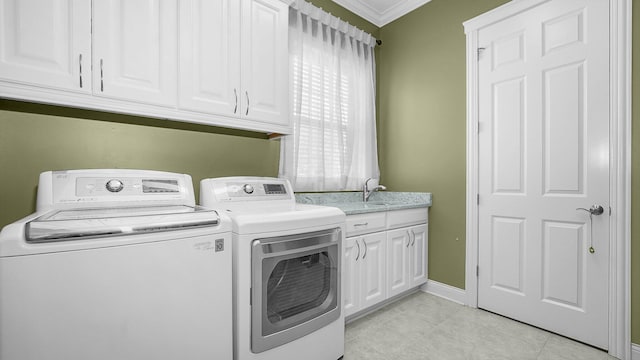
[
  {"x1": 240, "y1": 0, "x2": 288, "y2": 125},
  {"x1": 92, "y1": 0, "x2": 177, "y2": 107},
  {"x1": 179, "y1": 0, "x2": 241, "y2": 115},
  {"x1": 0, "y1": 0, "x2": 91, "y2": 93}
]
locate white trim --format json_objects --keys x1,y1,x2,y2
[
  {"x1": 631, "y1": 344, "x2": 640, "y2": 360},
  {"x1": 463, "y1": 0, "x2": 631, "y2": 359},
  {"x1": 331, "y1": 0, "x2": 432, "y2": 27},
  {"x1": 607, "y1": 1, "x2": 633, "y2": 359},
  {"x1": 421, "y1": 280, "x2": 466, "y2": 305}
]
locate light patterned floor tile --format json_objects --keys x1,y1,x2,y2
[{"x1": 344, "y1": 292, "x2": 611, "y2": 360}]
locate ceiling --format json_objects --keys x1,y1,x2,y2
[{"x1": 332, "y1": 0, "x2": 432, "y2": 27}]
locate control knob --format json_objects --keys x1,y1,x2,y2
[
  {"x1": 242, "y1": 184, "x2": 254, "y2": 194},
  {"x1": 105, "y1": 179, "x2": 124, "y2": 193}
]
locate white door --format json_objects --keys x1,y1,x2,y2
[
  {"x1": 343, "y1": 236, "x2": 361, "y2": 317},
  {"x1": 387, "y1": 228, "x2": 411, "y2": 297},
  {"x1": 477, "y1": 0, "x2": 610, "y2": 349},
  {"x1": 240, "y1": 0, "x2": 288, "y2": 125},
  {"x1": 359, "y1": 232, "x2": 387, "y2": 309},
  {"x1": 178, "y1": 0, "x2": 241, "y2": 115},
  {"x1": 409, "y1": 224, "x2": 428, "y2": 287},
  {"x1": 0, "y1": 0, "x2": 91, "y2": 92},
  {"x1": 92, "y1": 0, "x2": 177, "y2": 106}
]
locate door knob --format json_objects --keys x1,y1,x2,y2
[
  {"x1": 576, "y1": 205, "x2": 604, "y2": 216},
  {"x1": 575, "y1": 205, "x2": 604, "y2": 254}
]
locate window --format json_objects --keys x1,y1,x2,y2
[{"x1": 279, "y1": 4, "x2": 379, "y2": 192}]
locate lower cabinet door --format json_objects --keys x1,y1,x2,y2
[
  {"x1": 343, "y1": 236, "x2": 361, "y2": 317},
  {"x1": 409, "y1": 224, "x2": 428, "y2": 287},
  {"x1": 359, "y1": 232, "x2": 387, "y2": 309},
  {"x1": 386, "y1": 228, "x2": 411, "y2": 298}
]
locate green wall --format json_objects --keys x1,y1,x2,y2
[
  {"x1": 378, "y1": 0, "x2": 509, "y2": 289},
  {"x1": 0, "y1": 101, "x2": 280, "y2": 225},
  {"x1": 378, "y1": 0, "x2": 639, "y2": 345}
]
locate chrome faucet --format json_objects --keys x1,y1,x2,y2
[{"x1": 363, "y1": 178, "x2": 386, "y2": 202}]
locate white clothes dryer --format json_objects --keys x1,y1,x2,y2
[
  {"x1": 200, "y1": 177, "x2": 345, "y2": 360},
  {"x1": 0, "y1": 169, "x2": 233, "y2": 360}
]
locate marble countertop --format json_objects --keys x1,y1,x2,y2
[{"x1": 295, "y1": 191, "x2": 432, "y2": 215}]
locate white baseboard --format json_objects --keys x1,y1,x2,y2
[
  {"x1": 631, "y1": 343, "x2": 640, "y2": 360},
  {"x1": 421, "y1": 279, "x2": 466, "y2": 305}
]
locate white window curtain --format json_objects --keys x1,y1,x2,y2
[{"x1": 279, "y1": 0, "x2": 379, "y2": 192}]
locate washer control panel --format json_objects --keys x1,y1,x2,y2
[
  {"x1": 76, "y1": 178, "x2": 180, "y2": 197},
  {"x1": 37, "y1": 170, "x2": 195, "y2": 211}
]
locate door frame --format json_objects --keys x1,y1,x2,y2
[{"x1": 463, "y1": 0, "x2": 632, "y2": 358}]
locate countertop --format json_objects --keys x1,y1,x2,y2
[{"x1": 295, "y1": 191, "x2": 432, "y2": 215}]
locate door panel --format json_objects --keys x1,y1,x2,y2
[
  {"x1": 410, "y1": 225, "x2": 428, "y2": 286},
  {"x1": 387, "y1": 228, "x2": 410, "y2": 297},
  {"x1": 490, "y1": 217, "x2": 525, "y2": 294},
  {"x1": 0, "y1": 0, "x2": 91, "y2": 92},
  {"x1": 360, "y1": 232, "x2": 386, "y2": 309},
  {"x1": 477, "y1": 0, "x2": 609, "y2": 349},
  {"x1": 178, "y1": 0, "x2": 240, "y2": 115},
  {"x1": 240, "y1": 0, "x2": 288, "y2": 124},
  {"x1": 343, "y1": 237, "x2": 360, "y2": 317},
  {"x1": 92, "y1": 0, "x2": 177, "y2": 106}
]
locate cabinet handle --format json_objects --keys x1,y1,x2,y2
[
  {"x1": 245, "y1": 91, "x2": 250, "y2": 115},
  {"x1": 354, "y1": 222, "x2": 368, "y2": 227},
  {"x1": 406, "y1": 231, "x2": 411, "y2": 247},
  {"x1": 355, "y1": 240, "x2": 360, "y2": 261},
  {"x1": 411, "y1": 230, "x2": 416, "y2": 246},
  {"x1": 362, "y1": 239, "x2": 368, "y2": 259},
  {"x1": 233, "y1": 88, "x2": 238, "y2": 114},
  {"x1": 100, "y1": 59, "x2": 104, "y2": 92},
  {"x1": 78, "y1": 54, "x2": 83, "y2": 88}
]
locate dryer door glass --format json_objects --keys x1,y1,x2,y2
[{"x1": 251, "y1": 228, "x2": 341, "y2": 353}]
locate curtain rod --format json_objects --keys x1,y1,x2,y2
[{"x1": 289, "y1": 0, "x2": 380, "y2": 47}]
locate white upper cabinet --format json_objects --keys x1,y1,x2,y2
[
  {"x1": 0, "y1": 0, "x2": 290, "y2": 133},
  {"x1": 92, "y1": 0, "x2": 177, "y2": 107},
  {"x1": 0, "y1": 0, "x2": 91, "y2": 93},
  {"x1": 179, "y1": 0, "x2": 289, "y2": 128},
  {"x1": 179, "y1": 0, "x2": 241, "y2": 115},
  {"x1": 240, "y1": 0, "x2": 289, "y2": 125}
]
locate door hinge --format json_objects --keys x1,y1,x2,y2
[
  {"x1": 477, "y1": 47, "x2": 486, "y2": 61},
  {"x1": 476, "y1": 265, "x2": 479, "y2": 277},
  {"x1": 477, "y1": 194, "x2": 479, "y2": 205}
]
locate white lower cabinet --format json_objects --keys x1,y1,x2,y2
[
  {"x1": 387, "y1": 224, "x2": 428, "y2": 298},
  {"x1": 343, "y1": 232, "x2": 387, "y2": 317},
  {"x1": 343, "y1": 207, "x2": 428, "y2": 318}
]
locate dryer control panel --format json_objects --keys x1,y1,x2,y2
[{"x1": 200, "y1": 177, "x2": 294, "y2": 205}]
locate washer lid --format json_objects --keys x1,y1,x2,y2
[{"x1": 25, "y1": 205, "x2": 219, "y2": 243}]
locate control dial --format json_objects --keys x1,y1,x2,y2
[
  {"x1": 242, "y1": 184, "x2": 254, "y2": 194},
  {"x1": 105, "y1": 179, "x2": 124, "y2": 193}
]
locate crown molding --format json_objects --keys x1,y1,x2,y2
[{"x1": 332, "y1": 0, "x2": 432, "y2": 27}]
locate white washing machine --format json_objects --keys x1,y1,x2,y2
[
  {"x1": 0, "y1": 169, "x2": 233, "y2": 360},
  {"x1": 200, "y1": 177, "x2": 345, "y2": 360}
]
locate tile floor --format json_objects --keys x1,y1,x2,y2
[{"x1": 344, "y1": 292, "x2": 615, "y2": 360}]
